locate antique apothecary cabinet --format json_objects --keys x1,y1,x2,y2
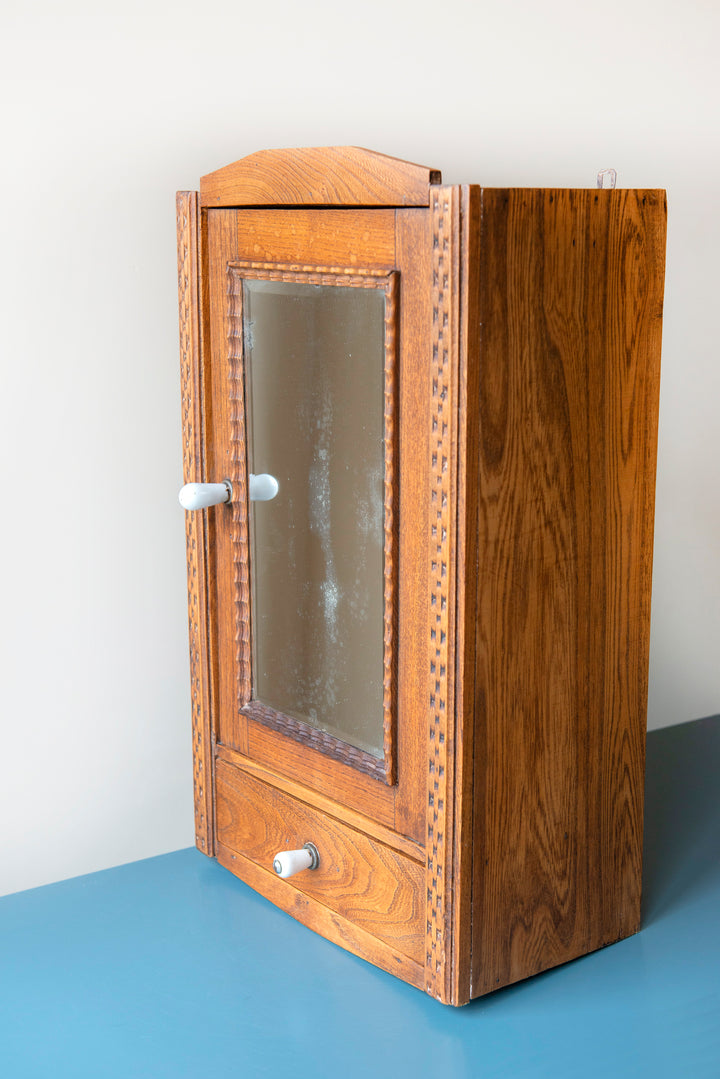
[{"x1": 177, "y1": 147, "x2": 666, "y2": 1004}]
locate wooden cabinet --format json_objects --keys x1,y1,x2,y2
[{"x1": 177, "y1": 147, "x2": 667, "y2": 1004}]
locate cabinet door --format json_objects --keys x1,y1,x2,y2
[{"x1": 203, "y1": 207, "x2": 431, "y2": 841}]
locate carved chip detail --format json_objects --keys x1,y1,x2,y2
[
  {"x1": 426, "y1": 189, "x2": 458, "y2": 999},
  {"x1": 225, "y1": 262, "x2": 398, "y2": 784},
  {"x1": 177, "y1": 191, "x2": 214, "y2": 854},
  {"x1": 226, "y1": 273, "x2": 252, "y2": 703}
]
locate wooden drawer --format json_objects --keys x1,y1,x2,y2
[{"x1": 215, "y1": 759, "x2": 424, "y2": 964}]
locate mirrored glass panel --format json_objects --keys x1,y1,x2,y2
[{"x1": 243, "y1": 277, "x2": 386, "y2": 759}]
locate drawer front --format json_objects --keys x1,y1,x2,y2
[{"x1": 215, "y1": 760, "x2": 424, "y2": 963}]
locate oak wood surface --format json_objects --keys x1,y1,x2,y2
[
  {"x1": 205, "y1": 206, "x2": 430, "y2": 839},
  {"x1": 203, "y1": 207, "x2": 396, "y2": 267},
  {"x1": 200, "y1": 146, "x2": 441, "y2": 208},
  {"x1": 245, "y1": 720, "x2": 395, "y2": 828},
  {"x1": 215, "y1": 760, "x2": 424, "y2": 961},
  {"x1": 216, "y1": 843, "x2": 426, "y2": 990},
  {"x1": 393, "y1": 209, "x2": 433, "y2": 845},
  {"x1": 468, "y1": 187, "x2": 666, "y2": 998},
  {"x1": 214, "y1": 743, "x2": 424, "y2": 861}
]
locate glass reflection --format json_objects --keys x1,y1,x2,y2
[{"x1": 244, "y1": 278, "x2": 385, "y2": 758}]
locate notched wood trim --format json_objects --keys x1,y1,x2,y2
[
  {"x1": 425, "y1": 187, "x2": 461, "y2": 1002},
  {"x1": 226, "y1": 270, "x2": 252, "y2": 703},
  {"x1": 241, "y1": 700, "x2": 387, "y2": 782},
  {"x1": 177, "y1": 190, "x2": 215, "y2": 856},
  {"x1": 226, "y1": 262, "x2": 399, "y2": 785}
]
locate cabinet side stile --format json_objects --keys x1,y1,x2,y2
[
  {"x1": 177, "y1": 190, "x2": 215, "y2": 856},
  {"x1": 425, "y1": 186, "x2": 464, "y2": 1003},
  {"x1": 449, "y1": 185, "x2": 483, "y2": 1006}
]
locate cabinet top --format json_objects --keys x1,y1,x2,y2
[{"x1": 199, "y1": 146, "x2": 442, "y2": 209}]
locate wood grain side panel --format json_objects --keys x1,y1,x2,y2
[
  {"x1": 215, "y1": 760, "x2": 424, "y2": 962},
  {"x1": 594, "y1": 191, "x2": 666, "y2": 937},
  {"x1": 177, "y1": 190, "x2": 214, "y2": 856},
  {"x1": 470, "y1": 188, "x2": 666, "y2": 996},
  {"x1": 216, "y1": 843, "x2": 426, "y2": 989},
  {"x1": 200, "y1": 146, "x2": 441, "y2": 208}
]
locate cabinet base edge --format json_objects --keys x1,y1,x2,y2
[
  {"x1": 216, "y1": 842, "x2": 426, "y2": 992},
  {"x1": 468, "y1": 922, "x2": 642, "y2": 1001}
]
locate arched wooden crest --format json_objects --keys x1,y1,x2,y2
[{"x1": 200, "y1": 146, "x2": 441, "y2": 208}]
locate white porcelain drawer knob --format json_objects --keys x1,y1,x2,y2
[
  {"x1": 273, "y1": 843, "x2": 319, "y2": 879},
  {"x1": 178, "y1": 481, "x2": 232, "y2": 511}
]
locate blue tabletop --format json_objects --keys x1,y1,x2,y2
[{"x1": 2, "y1": 716, "x2": 719, "y2": 1079}]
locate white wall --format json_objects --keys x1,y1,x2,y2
[{"x1": 1, "y1": 0, "x2": 718, "y2": 897}]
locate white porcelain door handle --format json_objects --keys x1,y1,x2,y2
[
  {"x1": 179, "y1": 476, "x2": 277, "y2": 510},
  {"x1": 249, "y1": 473, "x2": 279, "y2": 501},
  {"x1": 178, "y1": 481, "x2": 232, "y2": 511},
  {"x1": 272, "y1": 843, "x2": 319, "y2": 879}
]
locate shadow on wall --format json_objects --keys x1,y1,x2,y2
[{"x1": 643, "y1": 714, "x2": 720, "y2": 925}]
